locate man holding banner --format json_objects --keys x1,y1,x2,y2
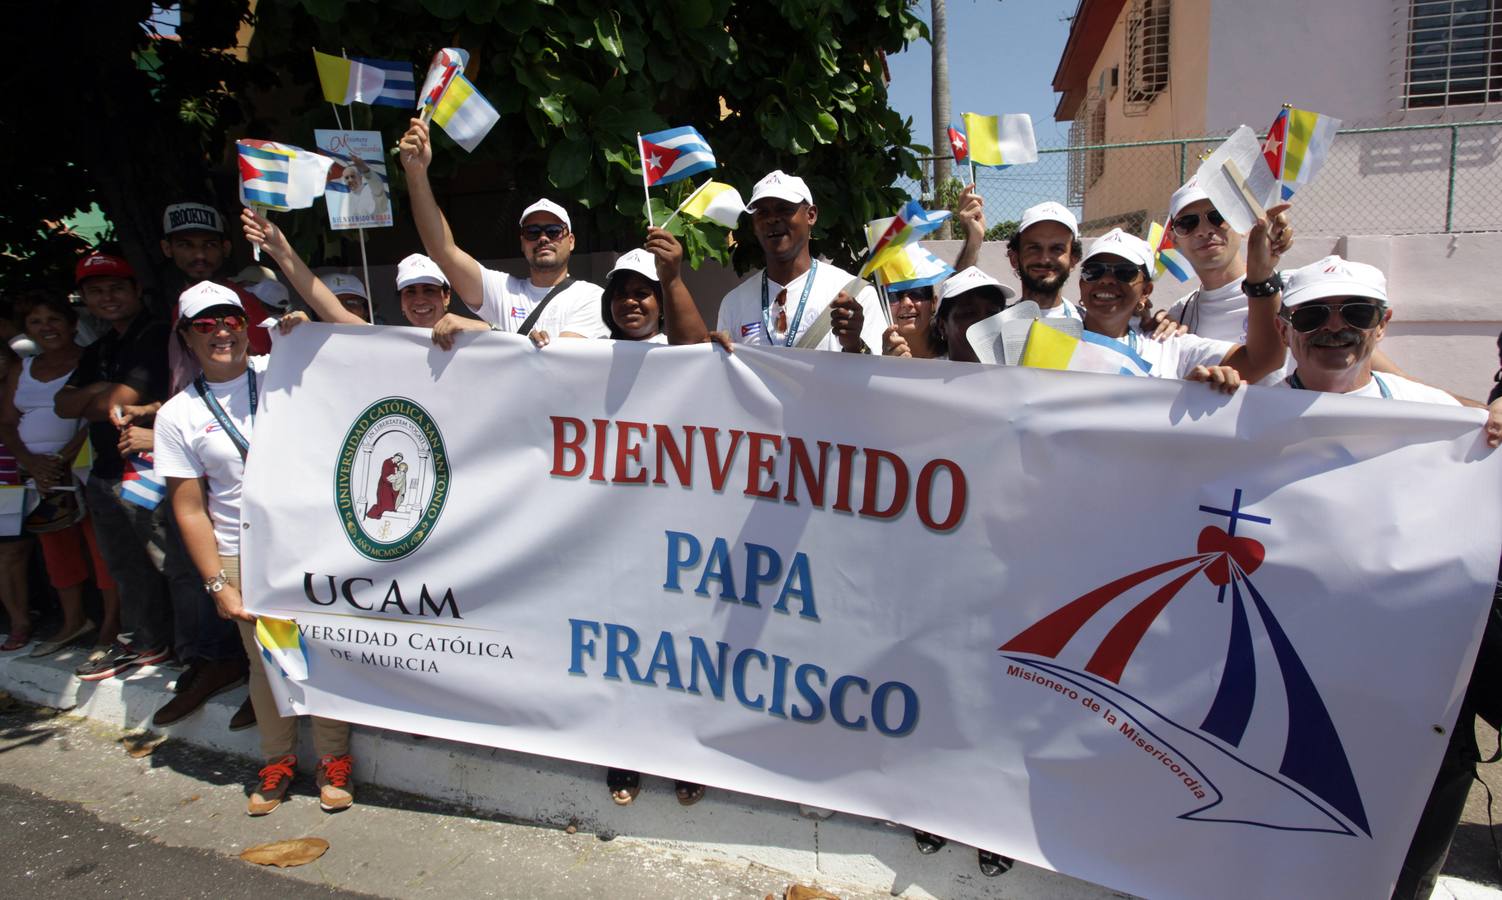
[
  {"x1": 716, "y1": 171, "x2": 884, "y2": 353},
  {"x1": 397, "y1": 119, "x2": 607, "y2": 345}
]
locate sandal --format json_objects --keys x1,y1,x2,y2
[
  {"x1": 913, "y1": 830, "x2": 947, "y2": 854},
  {"x1": 977, "y1": 849, "x2": 1014, "y2": 877},
  {"x1": 1, "y1": 632, "x2": 31, "y2": 652},
  {"x1": 606, "y1": 767, "x2": 640, "y2": 805},
  {"x1": 673, "y1": 780, "x2": 705, "y2": 807}
]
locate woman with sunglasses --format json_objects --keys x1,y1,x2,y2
[
  {"x1": 1078, "y1": 219, "x2": 1288, "y2": 391},
  {"x1": 153, "y1": 282, "x2": 355, "y2": 817}
]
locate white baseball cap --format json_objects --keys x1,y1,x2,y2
[
  {"x1": 247, "y1": 278, "x2": 290, "y2": 310},
  {"x1": 319, "y1": 272, "x2": 369, "y2": 300},
  {"x1": 746, "y1": 170, "x2": 814, "y2": 210},
  {"x1": 606, "y1": 248, "x2": 660, "y2": 283},
  {"x1": 178, "y1": 282, "x2": 244, "y2": 321},
  {"x1": 395, "y1": 254, "x2": 449, "y2": 291},
  {"x1": 162, "y1": 202, "x2": 224, "y2": 236},
  {"x1": 938, "y1": 266, "x2": 1017, "y2": 305},
  {"x1": 518, "y1": 198, "x2": 572, "y2": 231},
  {"x1": 1281, "y1": 255, "x2": 1390, "y2": 309},
  {"x1": 1018, "y1": 201, "x2": 1079, "y2": 238},
  {"x1": 1169, "y1": 176, "x2": 1212, "y2": 220},
  {"x1": 1083, "y1": 228, "x2": 1155, "y2": 270}
]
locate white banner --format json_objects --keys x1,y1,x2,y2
[{"x1": 242, "y1": 325, "x2": 1501, "y2": 900}]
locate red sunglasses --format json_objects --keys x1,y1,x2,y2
[{"x1": 187, "y1": 314, "x2": 248, "y2": 335}]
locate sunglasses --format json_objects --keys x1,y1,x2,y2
[
  {"x1": 522, "y1": 224, "x2": 568, "y2": 242},
  {"x1": 1283, "y1": 301, "x2": 1386, "y2": 333},
  {"x1": 186, "y1": 314, "x2": 247, "y2": 335},
  {"x1": 1080, "y1": 262, "x2": 1145, "y2": 284},
  {"x1": 1171, "y1": 210, "x2": 1227, "y2": 235},
  {"x1": 890, "y1": 287, "x2": 935, "y2": 302}
]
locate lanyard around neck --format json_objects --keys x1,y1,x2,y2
[
  {"x1": 761, "y1": 260, "x2": 818, "y2": 347},
  {"x1": 193, "y1": 368, "x2": 257, "y2": 462}
]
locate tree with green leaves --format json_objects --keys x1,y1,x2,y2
[{"x1": 2, "y1": 0, "x2": 927, "y2": 298}]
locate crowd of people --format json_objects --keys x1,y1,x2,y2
[{"x1": 0, "y1": 114, "x2": 1498, "y2": 897}]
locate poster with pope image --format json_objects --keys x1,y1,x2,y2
[{"x1": 315, "y1": 129, "x2": 393, "y2": 230}]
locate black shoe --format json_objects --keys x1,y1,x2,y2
[
  {"x1": 229, "y1": 695, "x2": 256, "y2": 731},
  {"x1": 170, "y1": 660, "x2": 200, "y2": 694},
  {"x1": 152, "y1": 660, "x2": 246, "y2": 727},
  {"x1": 913, "y1": 830, "x2": 947, "y2": 854},
  {"x1": 977, "y1": 849, "x2": 1014, "y2": 877}
]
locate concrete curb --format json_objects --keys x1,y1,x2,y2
[{"x1": 0, "y1": 645, "x2": 1124, "y2": 900}]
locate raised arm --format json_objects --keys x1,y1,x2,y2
[
  {"x1": 953, "y1": 184, "x2": 986, "y2": 273},
  {"x1": 241, "y1": 208, "x2": 365, "y2": 326},
  {"x1": 644, "y1": 227, "x2": 711, "y2": 346},
  {"x1": 398, "y1": 119, "x2": 485, "y2": 310},
  {"x1": 1221, "y1": 203, "x2": 1293, "y2": 383}
]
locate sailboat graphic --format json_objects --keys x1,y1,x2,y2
[{"x1": 1000, "y1": 490, "x2": 1370, "y2": 837}]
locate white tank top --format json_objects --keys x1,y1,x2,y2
[{"x1": 15, "y1": 357, "x2": 81, "y2": 455}]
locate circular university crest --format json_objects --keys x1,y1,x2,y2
[{"x1": 334, "y1": 397, "x2": 450, "y2": 561}]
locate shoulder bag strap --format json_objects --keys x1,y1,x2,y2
[{"x1": 516, "y1": 276, "x2": 575, "y2": 336}]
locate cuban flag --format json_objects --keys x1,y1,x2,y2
[
  {"x1": 418, "y1": 48, "x2": 469, "y2": 113},
  {"x1": 237, "y1": 140, "x2": 334, "y2": 211},
  {"x1": 121, "y1": 454, "x2": 166, "y2": 510},
  {"x1": 357, "y1": 57, "x2": 416, "y2": 108},
  {"x1": 947, "y1": 122, "x2": 969, "y2": 163},
  {"x1": 639, "y1": 126, "x2": 717, "y2": 186}
]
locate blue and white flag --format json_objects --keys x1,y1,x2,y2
[
  {"x1": 640, "y1": 126, "x2": 717, "y2": 186},
  {"x1": 356, "y1": 57, "x2": 416, "y2": 108},
  {"x1": 237, "y1": 140, "x2": 334, "y2": 211},
  {"x1": 121, "y1": 454, "x2": 166, "y2": 510}
]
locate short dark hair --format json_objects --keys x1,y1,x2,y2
[{"x1": 14, "y1": 290, "x2": 77, "y2": 328}]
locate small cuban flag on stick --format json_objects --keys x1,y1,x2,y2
[
  {"x1": 858, "y1": 199, "x2": 951, "y2": 278},
  {"x1": 636, "y1": 126, "x2": 717, "y2": 227},
  {"x1": 237, "y1": 140, "x2": 335, "y2": 211},
  {"x1": 417, "y1": 48, "x2": 469, "y2": 123}
]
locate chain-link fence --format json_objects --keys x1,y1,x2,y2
[{"x1": 896, "y1": 120, "x2": 1502, "y2": 238}]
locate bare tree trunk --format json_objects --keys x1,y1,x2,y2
[{"x1": 931, "y1": 0, "x2": 952, "y2": 191}]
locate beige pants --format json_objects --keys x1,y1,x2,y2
[{"x1": 224, "y1": 556, "x2": 350, "y2": 761}]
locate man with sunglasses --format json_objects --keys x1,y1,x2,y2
[
  {"x1": 1274, "y1": 256, "x2": 1454, "y2": 402},
  {"x1": 398, "y1": 119, "x2": 607, "y2": 345},
  {"x1": 717, "y1": 170, "x2": 883, "y2": 353}
]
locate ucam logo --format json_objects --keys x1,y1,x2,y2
[
  {"x1": 999, "y1": 489, "x2": 1370, "y2": 838},
  {"x1": 334, "y1": 397, "x2": 450, "y2": 562}
]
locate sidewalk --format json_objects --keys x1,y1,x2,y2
[{"x1": 1, "y1": 646, "x2": 1499, "y2": 899}]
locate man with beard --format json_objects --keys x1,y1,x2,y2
[
  {"x1": 397, "y1": 119, "x2": 606, "y2": 347},
  {"x1": 955, "y1": 197, "x2": 1082, "y2": 320},
  {"x1": 159, "y1": 203, "x2": 273, "y2": 356},
  {"x1": 716, "y1": 170, "x2": 884, "y2": 353}
]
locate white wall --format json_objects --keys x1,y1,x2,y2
[{"x1": 1203, "y1": 0, "x2": 1398, "y2": 131}]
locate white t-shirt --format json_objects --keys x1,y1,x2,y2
[
  {"x1": 1275, "y1": 371, "x2": 1460, "y2": 405},
  {"x1": 478, "y1": 267, "x2": 607, "y2": 338},
  {"x1": 1038, "y1": 297, "x2": 1081, "y2": 320},
  {"x1": 1110, "y1": 329, "x2": 1235, "y2": 380},
  {"x1": 153, "y1": 356, "x2": 270, "y2": 556},
  {"x1": 1165, "y1": 281, "x2": 1252, "y2": 343},
  {"x1": 717, "y1": 261, "x2": 886, "y2": 352}
]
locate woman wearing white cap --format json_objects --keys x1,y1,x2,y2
[
  {"x1": 1076, "y1": 213, "x2": 1290, "y2": 391},
  {"x1": 153, "y1": 281, "x2": 355, "y2": 817}
]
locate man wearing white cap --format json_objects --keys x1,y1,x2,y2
[
  {"x1": 1274, "y1": 256, "x2": 1453, "y2": 402},
  {"x1": 1152, "y1": 180, "x2": 1266, "y2": 343},
  {"x1": 397, "y1": 120, "x2": 606, "y2": 344},
  {"x1": 716, "y1": 170, "x2": 884, "y2": 353},
  {"x1": 1079, "y1": 226, "x2": 1285, "y2": 390}
]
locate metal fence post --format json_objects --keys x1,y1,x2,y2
[
  {"x1": 1178, "y1": 139, "x2": 1187, "y2": 186},
  {"x1": 1445, "y1": 124, "x2": 1459, "y2": 233}
]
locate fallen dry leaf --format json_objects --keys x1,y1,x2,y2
[
  {"x1": 121, "y1": 733, "x2": 167, "y2": 758},
  {"x1": 785, "y1": 885, "x2": 842, "y2": 900},
  {"x1": 240, "y1": 837, "x2": 330, "y2": 868}
]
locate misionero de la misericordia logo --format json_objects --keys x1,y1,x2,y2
[{"x1": 335, "y1": 397, "x2": 449, "y2": 561}]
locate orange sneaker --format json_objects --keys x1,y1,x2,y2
[
  {"x1": 316, "y1": 754, "x2": 355, "y2": 812},
  {"x1": 248, "y1": 755, "x2": 296, "y2": 816}
]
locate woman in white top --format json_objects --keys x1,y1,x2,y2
[
  {"x1": 153, "y1": 282, "x2": 354, "y2": 818},
  {"x1": 0, "y1": 294, "x2": 115, "y2": 656},
  {"x1": 1077, "y1": 220, "x2": 1289, "y2": 391}
]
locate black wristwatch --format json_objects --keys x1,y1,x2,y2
[{"x1": 1242, "y1": 272, "x2": 1283, "y2": 298}]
